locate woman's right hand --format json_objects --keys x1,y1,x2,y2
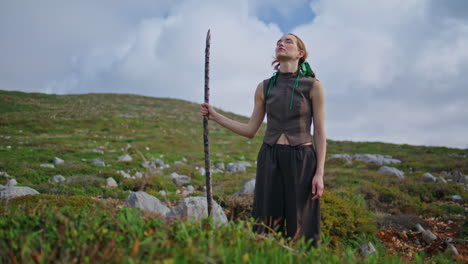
[{"x1": 200, "y1": 103, "x2": 217, "y2": 121}]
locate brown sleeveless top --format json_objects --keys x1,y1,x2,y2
[{"x1": 262, "y1": 71, "x2": 316, "y2": 146}]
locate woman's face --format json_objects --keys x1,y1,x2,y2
[{"x1": 275, "y1": 34, "x2": 303, "y2": 61}]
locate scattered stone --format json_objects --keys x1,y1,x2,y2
[
  {"x1": 105, "y1": 177, "x2": 118, "y2": 188},
  {"x1": 118, "y1": 154, "x2": 132, "y2": 162},
  {"x1": 171, "y1": 174, "x2": 191, "y2": 187},
  {"x1": 238, "y1": 179, "x2": 256, "y2": 195},
  {"x1": 166, "y1": 196, "x2": 227, "y2": 225},
  {"x1": 134, "y1": 172, "x2": 144, "y2": 178},
  {"x1": 81, "y1": 159, "x2": 87, "y2": 162},
  {"x1": 421, "y1": 230, "x2": 437, "y2": 244},
  {"x1": 421, "y1": 173, "x2": 436, "y2": 182},
  {"x1": 186, "y1": 185, "x2": 195, "y2": 192},
  {"x1": 159, "y1": 190, "x2": 167, "y2": 197},
  {"x1": 198, "y1": 167, "x2": 206, "y2": 176},
  {"x1": 49, "y1": 175, "x2": 66, "y2": 183},
  {"x1": 91, "y1": 159, "x2": 106, "y2": 167},
  {"x1": 451, "y1": 195, "x2": 464, "y2": 204},
  {"x1": 440, "y1": 171, "x2": 467, "y2": 183},
  {"x1": 124, "y1": 191, "x2": 170, "y2": 216},
  {"x1": 53, "y1": 157, "x2": 64, "y2": 165},
  {"x1": 0, "y1": 186, "x2": 40, "y2": 199},
  {"x1": 117, "y1": 170, "x2": 132, "y2": 179},
  {"x1": 328, "y1": 154, "x2": 352, "y2": 161},
  {"x1": 6, "y1": 179, "x2": 17, "y2": 187},
  {"x1": 174, "y1": 160, "x2": 184, "y2": 165},
  {"x1": 142, "y1": 159, "x2": 166, "y2": 169},
  {"x1": 435, "y1": 177, "x2": 447, "y2": 183},
  {"x1": 358, "y1": 242, "x2": 377, "y2": 257},
  {"x1": 415, "y1": 224, "x2": 425, "y2": 233},
  {"x1": 40, "y1": 164, "x2": 55, "y2": 169},
  {"x1": 0, "y1": 171, "x2": 12, "y2": 178},
  {"x1": 215, "y1": 163, "x2": 225, "y2": 170},
  {"x1": 226, "y1": 161, "x2": 252, "y2": 173},
  {"x1": 353, "y1": 154, "x2": 401, "y2": 165},
  {"x1": 378, "y1": 166, "x2": 405, "y2": 179},
  {"x1": 92, "y1": 149, "x2": 105, "y2": 154},
  {"x1": 446, "y1": 243, "x2": 460, "y2": 255}
]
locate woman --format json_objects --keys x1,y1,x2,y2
[{"x1": 200, "y1": 33, "x2": 326, "y2": 248}]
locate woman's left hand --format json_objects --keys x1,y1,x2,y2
[{"x1": 311, "y1": 175, "x2": 324, "y2": 200}]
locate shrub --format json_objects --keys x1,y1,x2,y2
[{"x1": 318, "y1": 191, "x2": 376, "y2": 241}]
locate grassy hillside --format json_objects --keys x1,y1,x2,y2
[{"x1": 0, "y1": 90, "x2": 467, "y2": 263}]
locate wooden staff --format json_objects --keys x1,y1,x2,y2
[{"x1": 203, "y1": 29, "x2": 213, "y2": 216}]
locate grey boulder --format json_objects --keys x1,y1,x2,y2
[
  {"x1": 91, "y1": 159, "x2": 106, "y2": 167},
  {"x1": 166, "y1": 196, "x2": 227, "y2": 225},
  {"x1": 124, "y1": 191, "x2": 170, "y2": 216},
  {"x1": 53, "y1": 157, "x2": 64, "y2": 165},
  {"x1": 118, "y1": 154, "x2": 132, "y2": 162},
  {"x1": 0, "y1": 186, "x2": 39, "y2": 199},
  {"x1": 238, "y1": 179, "x2": 256, "y2": 195},
  {"x1": 49, "y1": 175, "x2": 66, "y2": 183},
  {"x1": 378, "y1": 166, "x2": 405, "y2": 179}
]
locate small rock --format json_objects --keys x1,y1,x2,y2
[
  {"x1": 159, "y1": 190, "x2": 167, "y2": 197},
  {"x1": 174, "y1": 161, "x2": 184, "y2": 165},
  {"x1": 117, "y1": 170, "x2": 132, "y2": 179},
  {"x1": 328, "y1": 154, "x2": 352, "y2": 161},
  {"x1": 172, "y1": 174, "x2": 191, "y2": 187},
  {"x1": 435, "y1": 177, "x2": 447, "y2": 183},
  {"x1": 92, "y1": 149, "x2": 105, "y2": 154},
  {"x1": 358, "y1": 242, "x2": 377, "y2": 257},
  {"x1": 186, "y1": 185, "x2": 195, "y2": 192},
  {"x1": 226, "y1": 161, "x2": 251, "y2": 173},
  {"x1": 452, "y1": 195, "x2": 464, "y2": 204},
  {"x1": 40, "y1": 164, "x2": 55, "y2": 169},
  {"x1": 238, "y1": 179, "x2": 255, "y2": 195},
  {"x1": 106, "y1": 177, "x2": 118, "y2": 188},
  {"x1": 0, "y1": 171, "x2": 12, "y2": 178},
  {"x1": 49, "y1": 175, "x2": 66, "y2": 183},
  {"x1": 421, "y1": 173, "x2": 436, "y2": 182},
  {"x1": 415, "y1": 223, "x2": 425, "y2": 233},
  {"x1": 118, "y1": 154, "x2": 132, "y2": 162},
  {"x1": 353, "y1": 154, "x2": 401, "y2": 165},
  {"x1": 6, "y1": 179, "x2": 17, "y2": 187},
  {"x1": 215, "y1": 163, "x2": 225, "y2": 170},
  {"x1": 378, "y1": 166, "x2": 405, "y2": 179},
  {"x1": 446, "y1": 243, "x2": 459, "y2": 255},
  {"x1": 198, "y1": 168, "x2": 206, "y2": 176},
  {"x1": 134, "y1": 172, "x2": 144, "y2": 178},
  {"x1": 422, "y1": 230, "x2": 437, "y2": 244},
  {"x1": 53, "y1": 157, "x2": 64, "y2": 165},
  {"x1": 91, "y1": 159, "x2": 106, "y2": 167}
]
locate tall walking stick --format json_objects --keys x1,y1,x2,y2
[{"x1": 203, "y1": 29, "x2": 213, "y2": 216}]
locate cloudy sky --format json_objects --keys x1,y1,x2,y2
[{"x1": 1, "y1": 0, "x2": 467, "y2": 149}]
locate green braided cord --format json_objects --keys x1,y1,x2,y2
[
  {"x1": 289, "y1": 74, "x2": 301, "y2": 110},
  {"x1": 266, "y1": 72, "x2": 278, "y2": 95},
  {"x1": 300, "y1": 61, "x2": 313, "y2": 77}
]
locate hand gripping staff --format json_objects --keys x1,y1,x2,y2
[{"x1": 203, "y1": 29, "x2": 213, "y2": 216}]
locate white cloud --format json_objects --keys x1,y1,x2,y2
[{"x1": 1, "y1": 0, "x2": 467, "y2": 148}]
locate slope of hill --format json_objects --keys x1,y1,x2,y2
[{"x1": 1, "y1": 90, "x2": 467, "y2": 262}]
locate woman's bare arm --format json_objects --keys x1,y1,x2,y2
[
  {"x1": 310, "y1": 79, "x2": 326, "y2": 199},
  {"x1": 200, "y1": 82, "x2": 266, "y2": 139}
]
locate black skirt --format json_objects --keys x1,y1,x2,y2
[{"x1": 252, "y1": 143, "x2": 321, "y2": 248}]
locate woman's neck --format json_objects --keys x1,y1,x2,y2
[{"x1": 278, "y1": 60, "x2": 299, "y2": 73}]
